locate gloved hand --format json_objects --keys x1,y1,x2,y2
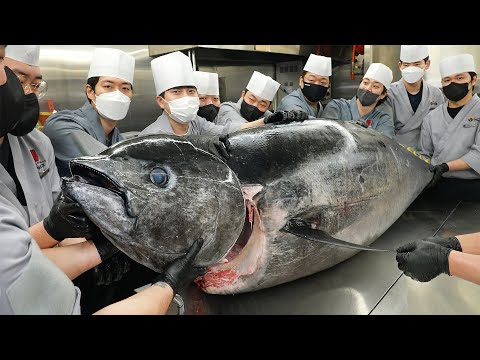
[
  {"x1": 264, "y1": 110, "x2": 309, "y2": 125},
  {"x1": 184, "y1": 134, "x2": 231, "y2": 162},
  {"x1": 422, "y1": 236, "x2": 463, "y2": 252},
  {"x1": 153, "y1": 239, "x2": 207, "y2": 294},
  {"x1": 426, "y1": 163, "x2": 449, "y2": 189},
  {"x1": 43, "y1": 191, "x2": 100, "y2": 241},
  {"x1": 396, "y1": 240, "x2": 453, "y2": 282},
  {"x1": 90, "y1": 232, "x2": 120, "y2": 262},
  {"x1": 92, "y1": 252, "x2": 135, "y2": 286}
]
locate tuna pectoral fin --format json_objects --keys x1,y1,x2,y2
[{"x1": 283, "y1": 219, "x2": 394, "y2": 252}]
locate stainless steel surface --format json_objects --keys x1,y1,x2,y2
[
  {"x1": 198, "y1": 64, "x2": 276, "y2": 104},
  {"x1": 38, "y1": 45, "x2": 158, "y2": 133},
  {"x1": 363, "y1": 45, "x2": 480, "y2": 91},
  {"x1": 149, "y1": 45, "x2": 255, "y2": 56},
  {"x1": 178, "y1": 196, "x2": 475, "y2": 315},
  {"x1": 363, "y1": 45, "x2": 401, "y2": 83},
  {"x1": 330, "y1": 63, "x2": 362, "y2": 101},
  {"x1": 149, "y1": 45, "x2": 304, "y2": 57},
  {"x1": 371, "y1": 201, "x2": 480, "y2": 315},
  {"x1": 424, "y1": 45, "x2": 480, "y2": 89}
]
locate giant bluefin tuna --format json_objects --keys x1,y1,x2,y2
[
  {"x1": 63, "y1": 134, "x2": 246, "y2": 272},
  {"x1": 196, "y1": 119, "x2": 433, "y2": 294}
]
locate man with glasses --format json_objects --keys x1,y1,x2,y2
[{"x1": 1, "y1": 45, "x2": 64, "y2": 229}]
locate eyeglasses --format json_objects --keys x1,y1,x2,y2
[{"x1": 14, "y1": 72, "x2": 48, "y2": 100}]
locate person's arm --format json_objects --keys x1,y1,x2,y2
[
  {"x1": 29, "y1": 220, "x2": 59, "y2": 249},
  {"x1": 215, "y1": 103, "x2": 247, "y2": 128},
  {"x1": 448, "y1": 251, "x2": 480, "y2": 285},
  {"x1": 446, "y1": 158, "x2": 471, "y2": 172},
  {"x1": 375, "y1": 114, "x2": 395, "y2": 138},
  {"x1": 418, "y1": 116, "x2": 434, "y2": 159},
  {"x1": 42, "y1": 135, "x2": 62, "y2": 203},
  {"x1": 320, "y1": 101, "x2": 341, "y2": 120},
  {"x1": 41, "y1": 240, "x2": 101, "y2": 280},
  {"x1": 93, "y1": 281, "x2": 174, "y2": 315},
  {"x1": 456, "y1": 233, "x2": 480, "y2": 254},
  {"x1": 240, "y1": 118, "x2": 266, "y2": 129},
  {"x1": 460, "y1": 123, "x2": 480, "y2": 174},
  {"x1": 240, "y1": 110, "x2": 309, "y2": 130},
  {"x1": 197, "y1": 117, "x2": 237, "y2": 135},
  {"x1": 94, "y1": 239, "x2": 206, "y2": 315},
  {"x1": 427, "y1": 159, "x2": 471, "y2": 189}
]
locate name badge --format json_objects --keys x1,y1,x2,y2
[{"x1": 30, "y1": 149, "x2": 50, "y2": 178}]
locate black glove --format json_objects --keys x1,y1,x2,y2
[
  {"x1": 264, "y1": 110, "x2": 309, "y2": 125},
  {"x1": 153, "y1": 239, "x2": 207, "y2": 294},
  {"x1": 43, "y1": 191, "x2": 100, "y2": 241},
  {"x1": 422, "y1": 236, "x2": 463, "y2": 252},
  {"x1": 91, "y1": 252, "x2": 135, "y2": 286},
  {"x1": 396, "y1": 240, "x2": 453, "y2": 282},
  {"x1": 184, "y1": 134, "x2": 231, "y2": 162},
  {"x1": 426, "y1": 163, "x2": 449, "y2": 189},
  {"x1": 91, "y1": 232, "x2": 120, "y2": 262}
]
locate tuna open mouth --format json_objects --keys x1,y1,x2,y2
[
  {"x1": 195, "y1": 190, "x2": 266, "y2": 294},
  {"x1": 68, "y1": 161, "x2": 125, "y2": 198}
]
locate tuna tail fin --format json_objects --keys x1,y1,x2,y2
[{"x1": 283, "y1": 219, "x2": 394, "y2": 252}]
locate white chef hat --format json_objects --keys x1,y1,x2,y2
[
  {"x1": 439, "y1": 54, "x2": 476, "y2": 78},
  {"x1": 246, "y1": 71, "x2": 280, "y2": 101},
  {"x1": 400, "y1": 45, "x2": 430, "y2": 63},
  {"x1": 363, "y1": 63, "x2": 393, "y2": 88},
  {"x1": 194, "y1": 71, "x2": 219, "y2": 95},
  {"x1": 88, "y1": 48, "x2": 135, "y2": 85},
  {"x1": 303, "y1": 54, "x2": 332, "y2": 76},
  {"x1": 151, "y1": 51, "x2": 195, "y2": 95},
  {"x1": 5, "y1": 45, "x2": 40, "y2": 66}
]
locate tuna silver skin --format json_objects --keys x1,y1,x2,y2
[
  {"x1": 197, "y1": 119, "x2": 433, "y2": 294},
  {"x1": 63, "y1": 134, "x2": 245, "y2": 273}
]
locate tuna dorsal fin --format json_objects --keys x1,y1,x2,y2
[{"x1": 283, "y1": 219, "x2": 393, "y2": 252}]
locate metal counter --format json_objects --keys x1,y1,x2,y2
[{"x1": 176, "y1": 195, "x2": 480, "y2": 315}]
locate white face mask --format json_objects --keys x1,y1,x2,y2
[
  {"x1": 401, "y1": 66, "x2": 425, "y2": 84},
  {"x1": 163, "y1": 96, "x2": 199, "y2": 124},
  {"x1": 93, "y1": 90, "x2": 131, "y2": 121}
]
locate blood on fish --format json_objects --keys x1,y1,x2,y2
[{"x1": 195, "y1": 269, "x2": 238, "y2": 288}]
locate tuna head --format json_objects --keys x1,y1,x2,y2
[{"x1": 63, "y1": 134, "x2": 245, "y2": 272}]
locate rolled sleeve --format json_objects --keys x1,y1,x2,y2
[{"x1": 321, "y1": 101, "x2": 341, "y2": 120}]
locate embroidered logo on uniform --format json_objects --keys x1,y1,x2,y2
[
  {"x1": 30, "y1": 148, "x2": 49, "y2": 178},
  {"x1": 463, "y1": 116, "x2": 480, "y2": 128},
  {"x1": 365, "y1": 119, "x2": 372, "y2": 126},
  {"x1": 30, "y1": 149, "x2": 39, "y2": 162},
  {"x1": 430, "y1": 100, "x2": 438, "y2": 106}
]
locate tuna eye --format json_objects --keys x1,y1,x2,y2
[{"x1": 150, "y1": 167, "x2": 169, "y2": 187}]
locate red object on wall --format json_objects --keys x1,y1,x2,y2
[
  {"x1": 315, "y1": 45, "x2": 332, "y2": 56},
  {"x1": 351, "y1": 44, "x2": 364, "y2": 80}
]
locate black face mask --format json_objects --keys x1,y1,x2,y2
[
  {"x1": 197, "y1": 104, "x2": 220, "y2": 122},
  {"x1": 442, "y1": 82, "x2": 470, "y2": 102},
  {"x1": 0, "y1": 66, "x2": 26, "y2": 138},
  {"x1": 301, "y1": 81, "x2": 328, "y2": 103},
  {"x1": 9, "y1": 93, "x2": 40, "y2": 136},
  {"x1": 357, "y1": 88, "x2": 380, "y2": 106},
  {"x1": 240, "y1": 99, "x2": 265, "y2": 121}
]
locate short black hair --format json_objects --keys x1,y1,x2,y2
[
  {"x1": 469, "y1": 72, "x2": 477, "y2": 92},
  {"x1": 86, "y1": 77, "x2": 100, "y2": 103}
]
